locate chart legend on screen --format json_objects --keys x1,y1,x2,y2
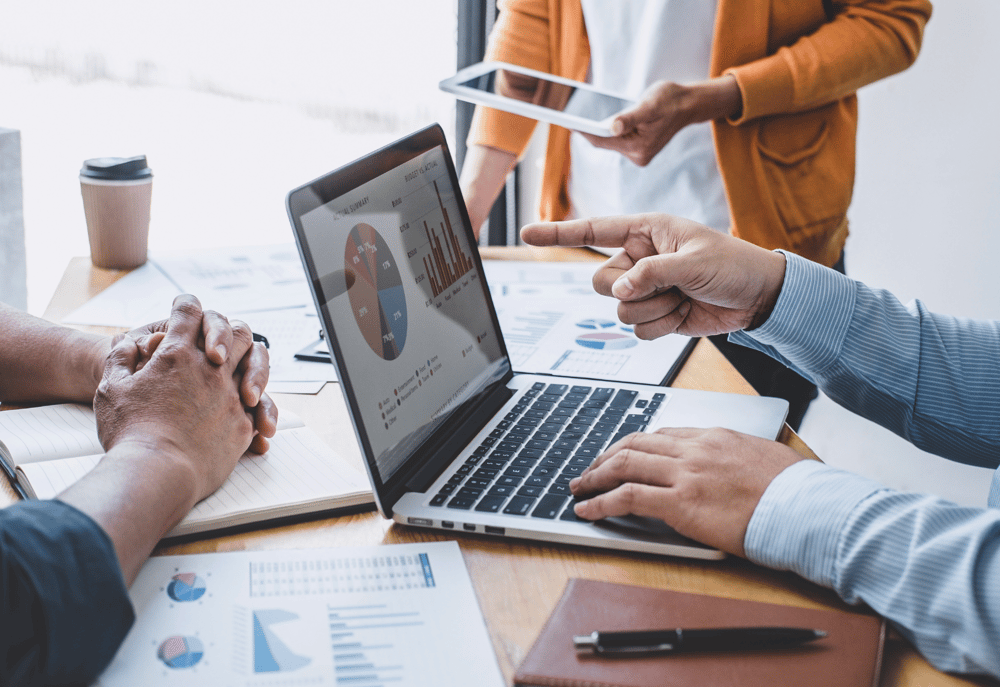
[{"x1": 422, "y1": 180, "x2": 473, "y2": 298}]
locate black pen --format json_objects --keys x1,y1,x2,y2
[
  {"x1": 573, "y1": 627, "x2": 827, "y2": 655},
  {"x1": 0, "y1": 450, "x2": 30, "y2": 501}
]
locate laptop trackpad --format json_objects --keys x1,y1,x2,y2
[{"x1": 595, "y1": 515, "x2": 715, "y2": 550}]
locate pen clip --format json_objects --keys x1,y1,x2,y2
[{"x1": 573, "y1": 631, "x2": 674, "y2": 655}]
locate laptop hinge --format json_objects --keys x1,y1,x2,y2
[{"x1": 405, "y1": 383, "x2": 513, "y2": 493}]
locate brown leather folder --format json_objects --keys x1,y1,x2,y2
[{"x1": 514, "y1": 578, "x2": 886, "y2": 687}]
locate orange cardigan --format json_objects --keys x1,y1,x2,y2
[{"x1": 468, "y1": 0, "x2": 932, "y2": 266}]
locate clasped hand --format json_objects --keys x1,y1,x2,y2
[{"x1": 96, "y1": 295, "x2": 278, "y2": 502}]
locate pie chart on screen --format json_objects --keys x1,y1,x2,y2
[{"x1": 344, "y1": 223, "x2": 407, "y2": 360}]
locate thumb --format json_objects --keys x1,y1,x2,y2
[
  {"x1": 611, "y1": 254, "x2": 679, "y2": 302},
  {"x1": 611, "y1": 97, "x2": 658, "y2": 136},
  {"x1": 103, "y1": 334, "x2": 141, "y2": 382}
]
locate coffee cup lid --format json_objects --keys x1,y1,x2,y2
[{"x1": 80, "y1": 155, "x2": 152, "y2": 181}]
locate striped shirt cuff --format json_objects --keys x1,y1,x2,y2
[
  {"x1": 744, "y1": 460, "x2": 887, "y2": 587},
  {"x1": 732, "y1": 252, "x2": 856, "y2": 374}
]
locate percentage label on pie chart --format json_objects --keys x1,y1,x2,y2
[{"x1": 345, "y1": 223, "x2": 407, "y2": 360}]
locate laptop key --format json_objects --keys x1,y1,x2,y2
[
  {"x1": 517, "y1": 485, "x2": 544, "y2": 497},
  {"x1": 429, "y1": 493, "x2": 448, "y2": 506},
  {"x1": 547, "y1": 483, "x2": 572, "y2": 496},
  {"x1": 525, "y1": 475, "x2": 552, "y2": 488},
  {"x1": 466, "y1": 477, "x2": 491, "y2": 489},
  {"x1": 610, "y1": 389, "x2": 638, "y2": 408},
  {"x1": 531, "y1": 494, "x2": 569, "y2": 519},
  {"x1": 496, "y1": 474, "x2": 523, "y2": 488},
  {"x1": 560, "y1": 502, "x2": 586, "y2": 521},
  {"x1": 488, "y1": 484, "x2": 516, "y2": 496},
  {"x1": 447, "y1": 496, "x2": 476, "y2": 509},
  {"x1": 475, "y1": 495, "x2": 507, "y2": 513},
  {"x1": 526, "y1": 438, "x2": 553, "y2": 450},
  {"x1": 503, "y1": 496, "x2": 536, "y2": 516}
]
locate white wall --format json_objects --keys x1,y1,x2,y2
[
  {"x1": 848, "y1": 0, "x2": 1000, "y2": 319},
  {"x1": 802, "y1": 0, "x2": 1000, "y2": 507}
]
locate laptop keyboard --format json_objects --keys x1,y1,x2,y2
[{"x1": 428, "y1": 382, "x2": 666, "y2": 522}]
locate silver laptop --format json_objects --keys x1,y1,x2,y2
[{"x1": 286, "y1": 124, "x2": 788, "y2": 560}]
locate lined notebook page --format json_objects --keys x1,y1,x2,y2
[
  {"x1": 0, "y1": 404, "x2": 102, "y2": 464},
  {"x1": 18, "y1": 425, "x2": 372, "y2": 536},
  {"x1": 0, "y1": 403, "x2": 307, "y2": 465}
]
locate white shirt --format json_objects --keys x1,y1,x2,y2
[{"x1": 570, "y1": 0, "x2": 729, "y2": 230}]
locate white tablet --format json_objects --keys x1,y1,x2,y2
[{"x1": 440, "y1": 61, "x2": 634, "y2": 138}]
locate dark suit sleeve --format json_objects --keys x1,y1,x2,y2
[{"x1": 0, "y1": 499, "x2": 135, "y2": 686}]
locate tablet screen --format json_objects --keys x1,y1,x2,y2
[{"x1": 457, "y1": 67, "x2": 633, "y2": 124}]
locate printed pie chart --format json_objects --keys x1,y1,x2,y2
[
  {"x1": 575, "y1": 332, "x2": 638, "y2": 350},
  {"x1": 157, "y1": 635, "x2": 204, "y2": 669},
  {"x1": 167, "y1": 573, "x2": 206, "y2": 602},
  {"x1": 576, "y1": 318, "x2": 616, "y2": 330},
  {"x1": 345, "y1": 223, "x2": 408, "y2": 360}
]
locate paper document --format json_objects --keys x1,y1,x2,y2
[
  {"x1": 95, "y1": 541, "x2": 504, "y2": 687},
  {"x1": 62, "y1": 244, "x2": 336, "y2": 392},
  {"x1": 483, "y1": 261, "x2": 693, "y2": 384}
]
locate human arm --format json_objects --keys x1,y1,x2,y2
[
  {"x1": 576, "y1": 0, "x2": 930, "y2": 166},
  {"x1": 522, "y1": 213, "x2": 1000, "y2": 464},
  {"x1": 578, "y1": 75, "x2": 742, "y2": 167},
  {"x1": 58, "y1": 295, "x2": 264, "y2": 582},
  {"x1": 459, "y1": 144, "x2": 518, "y2": 238},
  {"x1": 0, "y1": 301, "x2": 277, "y2": 453},
  {"x1": 727, "y1": 0, "x2": 931, "y2": 124},
  {"x1": 570, "y1": 432, "x2": 1000, "y2": 678},
  {"x1": 0, "y1": 296, "x2": 267, "y2": 685}
]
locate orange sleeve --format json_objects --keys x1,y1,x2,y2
[
  {"x1": 726, "y1": 0, "x2": 932, "y2": 124},
  {"x1": 468, "y1": 0, "x2": 553, "y2": 157}
]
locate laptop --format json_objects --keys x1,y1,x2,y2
[{"x1": 286, "y1": 124, "x2": 788, "y2": 560}]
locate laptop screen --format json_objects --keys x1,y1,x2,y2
[{"x1": 296, "y1": 137, "x2": 507, "y2": 485}]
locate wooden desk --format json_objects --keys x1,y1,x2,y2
[{"x1": 7, "y1": 249, "x2": 994, "y2": 687}]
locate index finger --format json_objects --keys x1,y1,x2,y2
[
  {"x1": 520, "y1": 216, "x2": 639, "y2": 250},
  {"x1": 201, "y1": 309, "x2": 234, "y2": 365}
]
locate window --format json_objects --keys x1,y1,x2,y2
[{"x1": 1, "y1": 1, "x2": 457, "y2": 313}]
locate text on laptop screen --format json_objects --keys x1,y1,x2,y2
[{"x1": 299, "y1": 145, "x2": 506, "y2": 483}]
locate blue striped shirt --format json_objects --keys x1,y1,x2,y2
[{"x1": 731, "y1": 252, "x2": 1000, "y2": 677}]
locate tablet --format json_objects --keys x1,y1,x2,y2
[{"x1": 440, "y1": 61, "x2": 634, "y2": 137}]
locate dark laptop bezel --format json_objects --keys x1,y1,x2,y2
[{"x1": 286, "y1": 123, "x2": 515, "y2": 517}]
